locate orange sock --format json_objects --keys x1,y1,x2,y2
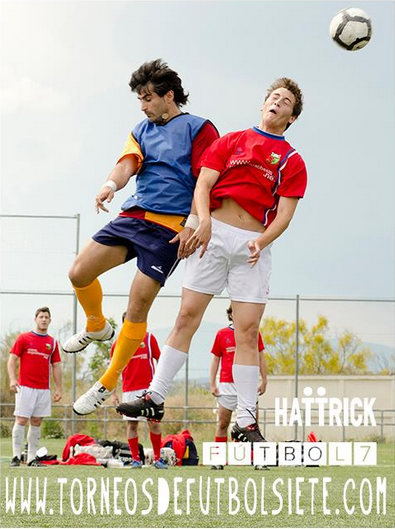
[
  {"x1": 74, "y1": 279, "x2": 106, "y2": 332},
  {"x1": 99, "y1": 320, "x2": 147, "y2": 390}
]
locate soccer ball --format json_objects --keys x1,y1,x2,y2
[{"x1": 329, "y1": 7, "x2": 372, "y2": 51}]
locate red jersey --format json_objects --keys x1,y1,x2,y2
[
  {"x1": 10, "y1": 331, "x2": 61, "y2": 390},
  {"x1": 211, "y1": 326, "x2": 264, "y2": 383},
  {"x1": 200, "y1": 127, "x2": 307, "y2": 227},
  {"x1": 110, "y1": 332, "x2": 161, "y2": 392}
]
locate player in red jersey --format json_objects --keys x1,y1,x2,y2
[
  {"x1": 117, "y1": 78, "x2": 306, "y2": 446},
  {"x1": 7, "y1": 307, "x2": 62, "y2": 467},
  {"x1": 111, "y1": 313, "x2": 167, "y2": 469},
  {"x1": 209, "y1": 306, "x2": 267, "y2": 470}
]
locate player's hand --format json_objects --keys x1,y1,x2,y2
[
  {"x1": 247, "y1": 239, "x2": 263, "y2": 267},
  {"x1": 10, "y1": 380, "x2": 19, "y2": 393},
  {"x1": 53, "y1": 391, "x2": 62, "y2": 402},
  {"x1": 185, "y1": 219, "x2": 212, "y2": 258},
  {"x1": 169, "y1": 227, "x2": 195, "y2": 259},
  {"x1": 112, "y1": 393, "x2": 120, "y2": 406},
  {"x1": 210, "y1": 385, "x2": 220, "y2": 397},
  {"x1": 95, "y1": 186, "x2": 115, "y2": 214},
  {"x1": 258, "y1": 379, "x2": 267, "y2": 395}
]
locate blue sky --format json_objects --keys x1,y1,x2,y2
[{"x1": 1, "y1": 0, "x2": 394, "y2": 357}]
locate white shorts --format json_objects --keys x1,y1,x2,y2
[
  {"x1": 14, "y1": 386, "x2": 51, "y2": 418},
  {"x1": 183, "y1": 218, "x2": 272, "y2": 303},
  {"x1": 217, "y1": 382, "x2": 259, "y2": 411},
  {"x1": 121, "y1": 389, "x2": 148, "y2": 422}
]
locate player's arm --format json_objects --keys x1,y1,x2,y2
[
  {"x1": 258, "y1": 351, "x2": 267, "y2": 395},
  {"x1": 7, "y1": 354, "x2": 19, "y2": 393},
  {"x1": 96, "y1": 155, "x2": 139, "y2": 214},
  {"x1": 185, "y1": 167, "x2": 221, "y2": 258},
  {"x1": 52, "y1": 362, "x2": 62, "y2": 402},
  {"x1": 209, "y1": 355, "x2": 221, "y2": 397},
  {"x1": 248, "y1": 196, "x2": 299, "y2": 266}
]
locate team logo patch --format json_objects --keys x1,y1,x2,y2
[
  {"x1": 46, "y1": 344, "x2": 52, "y2": 350},
  {"x1": 266, "y1": 152, "x2": 281, "y2": 165}
]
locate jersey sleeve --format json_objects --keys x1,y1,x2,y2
[
  {"x1": 149, "y1": 334, "x2": 161, "y2": 360},
  {"x1": 211, "y1": 331, "x2": 223, "y2": 357},
  {"x1": 277, "y1": 152, "x2": 307, "y2": 198},
  {"x1": 199, "y1": 132, "x2": 239, "y2": 174},
  {"x1": 190, "y1": 121, "x2": 220, "y2": 177},
  {"x1": 10, "y1": 334, "x2": 25, "y2": 357},
  {"x1": 117, "y1": 133, "x2": 144, "y2": 171},
  {"x1": 51, "y1": 340, "x2": 61, "y2": 363},
  {"x1": 258, "y1": 333, "x2": 264, "y2": 352}
]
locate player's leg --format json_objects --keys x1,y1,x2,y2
[
  {"x1": 73, "y1": 271, "x2": 161, "y2": 415},
  {"x1": 63, "y1": 240, "x2": 128, "y2": 353},
  {"x1": 11, "y1": 416, "x2": 28, "y2": 466},
  {"x1": 230, "y1": 301, "x2": 267, "y2": 442},
  {"x1": 99, "y1": 270, "x2": 161, "y2": 390},
  {"x1": 27, "y1": 416, "x2": 43, "y2": 465},
  {"x1": 211, "y1": 388, "x2": 235, "y2": 470},
  {"x1": 126, "y1": 420, "x2": 142, "y2": 468},
  {"x1": 116, "y1": 288, "x2": 213, "y2": 420},
  {"x1": 148, "y1": 420, "x2": 167, "y2": 469}
]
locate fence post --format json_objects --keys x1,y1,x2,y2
[
  {"x1": 294, "y1": 294, "x2": 300, "y2": 441},
  {"x1": 71, "y1": 213, "x2": 80, "y2": 435},
  {"x1": 183, "y1": 356, "x2": 189, "y2": 429}
]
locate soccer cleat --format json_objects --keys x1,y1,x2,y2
[
  {"x1": 130, "y1": 460, "x2": 143, "y2": 469},
  {"x1": 10, "y1": 456, "x2": 20, "y2": 467},
  {"x1": 62, "y1": 321, "x2": 114, "y2": 353},
  {"x1": 73, "y1": 381, "x2": 113, "y2": 415},
  {"x1": 230, "y1": 421, "x2": 266, "y2": 444},
  {"x1": 153, "y1": 458, "x2": 168, "y2": 469},
  {"x1": 210, "y1": 464, "x2": 224, "y2": 470},
  {"x1": 116, "y1": 392, "x2": 164, "y2": 421},
  {"x1": 28, "y1": 458, "x2": 45, "y2": 467}
]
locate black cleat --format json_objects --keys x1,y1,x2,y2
[
  {"x1": 10, "y1": 456, "x2": 21, "y2": 467},
  {"x1": 116, "y1": 392, "x2": 164, "y2": 421},
  {"x1": 210, "y1": 464, "x2": 224, "y2": 470},
  {"x1": 28, "y1": 458, "x2": 45, "y2": 467},
  {"x1": 230, "y1": 421, "x2": 266, "y2": 443}
]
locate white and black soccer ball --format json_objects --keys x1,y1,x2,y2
[{"x1": 329, "y1": 7, "x2": 372, "y2": 51}]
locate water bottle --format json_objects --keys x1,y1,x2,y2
[{"x1": 21, "y1": 443, "x2": 28, "y2": 464}]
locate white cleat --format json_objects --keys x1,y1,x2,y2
[
  {"x1": 62, "y1": 321, "x2": 114, "y2": 353},
  {"x1": 73, "y1": 382, "x2": 113, "y2": 415}
]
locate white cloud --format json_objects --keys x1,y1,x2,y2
[{"x1": 1, "y1": 68, "x2": 70, "y2": 114}]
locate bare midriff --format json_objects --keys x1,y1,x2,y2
[{"x1": 211, "y1": 198, "x2": 265, "y2": 233}]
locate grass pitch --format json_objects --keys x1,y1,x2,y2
[{"x1": 1, "y1": 439, "x2": 394, "y2": 528}]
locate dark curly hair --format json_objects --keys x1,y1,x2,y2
[{"x1": 129, "y1": 59, "x2": 189, "y2": 107}]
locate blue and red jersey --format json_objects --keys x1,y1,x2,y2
[{"x1": 117, "y1": 114, "x2": 219, "y2": 232}]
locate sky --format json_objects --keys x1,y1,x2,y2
[{"x1": 1, "y1": 0, "x2": 394, "y2": 369}]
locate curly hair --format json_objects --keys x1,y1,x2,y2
[
  {"x1": 265, "y1": 77, "x2": 304, "y2": 121},
  {"x1": 129, "y1": 59, "x2": 189, "y2": 107}
]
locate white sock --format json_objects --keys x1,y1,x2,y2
[
  {"x1": 12, "y1": 423, "x2": 25, "y2": 458},
  {"x1": 233, "y1": 364, "x2": 259, "y2": 428},
  {"x1": 149, "y1": 345, "x2": 188, "y2": 403},
  {"x1": 27, "y1": 425, "x2": 41, "y2": 463}
]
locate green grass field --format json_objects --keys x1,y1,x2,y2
[{"x1": 1, "y1": 439, "x2": 394, "y2": 528}]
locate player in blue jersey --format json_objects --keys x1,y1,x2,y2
[{"x1": 63, "y1": 59, "x2": 219, "y2": 415}]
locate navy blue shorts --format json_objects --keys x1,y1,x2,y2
[{"x1": 92, "y1": 217, "x2": 180, "y2": 286}]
